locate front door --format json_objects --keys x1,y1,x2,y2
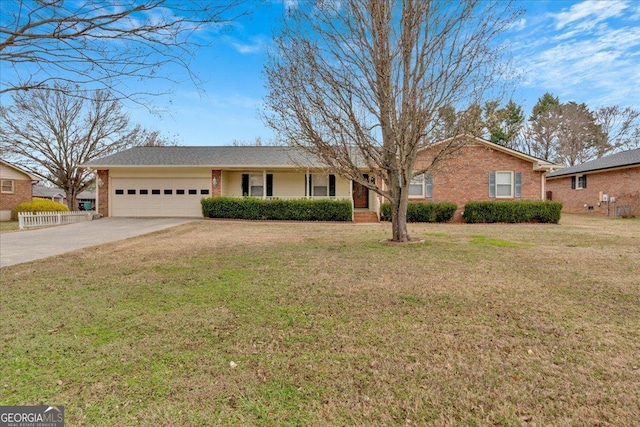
[{"x1": 353, "y1": 176, "x2": 369, "y2": 209}]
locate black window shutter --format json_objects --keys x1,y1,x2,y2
[
  {"x1": 582, "y1": 174, "x2": 587, "y2": 189},
  {"x1": 571, "y1": 176, "x2": 576, "y2": 189},
  {"x1": 488, "y1": 171, "x2": 496, "y2": 198},
  {"x1": 266, "y1": 174, "x2": 273, "y2": 197},
  {"x1": 329, "y1": 174, "x2": 336, "y2": 197},
  {"x1": 242, "y1": 174, "x2": 249, "y2": 196}
]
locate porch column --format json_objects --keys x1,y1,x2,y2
[{"x1": 263, "y1": 170, "x2": 266, "y2": 199}]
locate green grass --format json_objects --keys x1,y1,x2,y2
[{"x1": 1, "y1": 216, "x2": 639, "y2": 426}]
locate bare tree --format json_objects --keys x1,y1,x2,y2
[
  {"x1": 0, "y1": 0, "x2": 244, "y2": 102},
  {"x1": 555, "y1": 102, "x2": 607, "y2": 166},
  {"x1": 525, "y1": 92, "x2": 561, "y2": 161},
  {"x1": 0, "y1": 84, "x2": 169, "y2": 209},
  {"x1": 595, "y1": 106, "x2": 640, "y2": 152},
  {"x1": 264, "y1": 0, "x2": 519, "y2": 241}
]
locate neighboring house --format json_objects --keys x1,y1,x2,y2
[
  {"x1": 82, "y1": 139, "x2": 560, "y2": 221},
  {"x1": 413, "y1": 136, "x2": 560, "y2": 219},
  {"x1": 33, "y1": 185, "x2": 66, "y2": 204},
  {"x1": 546, "y1": 148, "x2": 640, "y2": 217},
  {"x1": 33, "y1": 185, "x2": 96, "y2": 210},
  {"x1": 0, "y1": 160, "x2": 39, "y2": 221}
]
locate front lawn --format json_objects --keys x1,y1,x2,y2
[{"x1": 1, "y1": 215, "x2": 638, "y2": 425}]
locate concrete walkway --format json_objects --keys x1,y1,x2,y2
[{"x1": 0, "y1": 217, "x2": 197, "y2": 268}]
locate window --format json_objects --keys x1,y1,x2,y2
[
  {"x1": 1, "y1": 179, "x2": 14, "y2": 193},
  {"x1": 308, "y1": 174, "x2": 336, "y2": 197},
  {"x1": 140, "y1": 189, "x2": 148, "y2": 195},
  {"x1": 250, "y1": 175, "x2": 263, "y2": 196},
  {"x1": 313, "y1": 175, "x2": 328, "y2": 197},
  {"x1": 164, "y1": 189, "x2": 173, "y2": 195},
  {"x1": 127, "y1": 189, "x2": 136, "y2": 195},
  {"x1": 571, "y1": 174, "x2": 587, "y2": 189},
  {"x1": 176, "y1": 189, "x2": 185, "y2": 195},
  {"x1": 188, "y1": 189, "x2": 197, "y2": 195},
  {"x1": 496, "y1": 171, "x2": 513, "y2": 197},
  {"x1": 242, "y1": 174, "x2": 273, "y2": 197},
  {"x1": 409, "y1": 174, "x2": 433, "y2": 198},
  {"x1": 115, "y1": 189, "x2": 124, "y2": 195},
  {"x1": 152, "y1": 189, "x2": 160, "y2": 195},
  {"x1": 200, "y1": 189, "x2": 209, "y2": 195},
  {"x1": 489, "y1": 171, "x2": 522, "y2": 199}
]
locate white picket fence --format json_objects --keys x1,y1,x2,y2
[{"x1": 18, "y1": 211, "x2": 93, "y2": 230}]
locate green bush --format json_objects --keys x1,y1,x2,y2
[
  {"x1": 201, "y1": 197, "x2": 353, "y2": 221},
  {"x1": 380, "y1": 201, "x2": 457, "y2": 223},
  {"x1": 14, "y1": 199, "x2": 69, "y2": 214},
  {"x1": 463, "y1": 201, "x2": 562, "y2": 224}
]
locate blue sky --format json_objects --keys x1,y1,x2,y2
[{"x1": 6, "y1": 1, "x2": 639, "y2": 146}]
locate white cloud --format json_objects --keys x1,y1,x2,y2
[
  {"x1": 551, "y1": 0, "x2": 628, "y2": 30},
  {"x1": 510, "y1": 0, "x2": 640, "y2": 109},
  {"x1": 225, "y1": 35, "x2": 268, "y2": 54}
]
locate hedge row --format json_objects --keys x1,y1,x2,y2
[
  {"x1": 380, "y1": 201, "x2": 457, "y2": 223},
  {"x1": 201, "y1": 197, "x2": 352, "y2": 221},
  {"x1": 14, "y1": 199, "x2": 69, "y2": 214},
  {"x1": 463, "y1": 201, "x2": 562, "y2": 224}
]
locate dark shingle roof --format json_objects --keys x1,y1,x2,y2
[
  {"x1": 82, "y1": 146, "x2": 323, "y2": 168},
  {"x1": 547, "y1": 148, "x2": 640, "y2": 178}
]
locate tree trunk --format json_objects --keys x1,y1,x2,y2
[
  {"x1": 390, "y1": 188, "x2": 410, "y2": 242},
  {"x1": 66, "y1": 188, "x2": 78, "y2": 211}
]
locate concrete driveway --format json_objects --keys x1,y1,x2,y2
[{"x1": 0, "y1": 217, "x2": 197, "y2": 268}]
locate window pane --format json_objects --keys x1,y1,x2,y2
[
  {"x1": 313, "y1": 186, "x2": 327, "y2": 196},
  {"x1": 496, "y1": 172, "x2": 512, "y2": 185},
  {"x1": 314, "y1": 175, "x2": 328, "y2": 186},
  {"x1": 408, "y1": 184, "x2": 423, "y2": 196},
  {"x1": 1, "y1": 180, "x2": 14, "y2": 192},
  {"x1": 250, "y1": 175, "x2": 263, "y2": 186},
  {"x1": 496, "y1": 185, "x2": 512, "y2": 197},
  {"x1": 496, "y1": 172, "x2": 512, "y2": 197}
]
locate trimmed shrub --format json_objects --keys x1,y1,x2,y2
[
  {"x1": 463, "y1": 201, "x2": 562, "y2": 224},
  {"x1": 14, "y1": 199, "x2": 69, "y2": 214},
  {"x1": 380, "y1": 201, "x2": 457, "y2": 223},
  {"x1": 201, "y1": 197, "x2": 352, "y2": 221}
]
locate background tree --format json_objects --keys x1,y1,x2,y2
[
  {"x1": 484, "y1": 100, "x2": 524, "y2": 148},
  {"x1": 594, "y1": 106, "x2": 640, "y2": 152},
  {"x1": 0, "y1": 84, "x2": 174, "y2": 209},
  {"x1": 264, "y1": 0, "x2": 519, "y2": 242},
  {"x1": 554, "y1": 102, "x2": 607, "y2": 166},
  {"x1": 0, "y1": 0, "x2": 243, "y2": 102},
  {"x1": 525, "y1": 92, "x2": 561, "y2": 161}
]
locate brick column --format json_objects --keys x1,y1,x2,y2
[
  {"x1": 212, "y1": 170, "x2": 222, "y2": 197},
  {"x1": 97, "y1": 170, "x2": 109, "y2": 217}
]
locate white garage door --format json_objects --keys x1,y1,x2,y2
[{"x1": 111, "y1": 178, "x2": 210, "y2": 217}]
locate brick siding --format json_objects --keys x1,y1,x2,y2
[
  {"x1": 0, "y1": 179, "x2": 33, "y2": 219},
  {"x1": 212, "y1": 170, "x2": 222, "y2": 197},
  {"x1": 546, "y1": 166, "x2": 640, "y2": 217},
  {"x1": 98, "y1": 170, "x2": 109, "y2": 217},
  {"x1": 415, "y1": 144, "x2": 546, "y2": 221}
]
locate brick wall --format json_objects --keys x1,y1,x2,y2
[
  {"x1": 415, "y1": 144, "x2": 546, "y2": 220},
  {"x1": 97, "y1": 170, "x2": 109, "y2": 217},
  {"x1": 0, "y1": 179, "x2": 33, "y2": 219},
  {"x1": 546, "y1": 166, "x2": 640, "y2": 217},
  {"x1": 211, "y1": 170, "x2": 222, "y2": 197}
]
